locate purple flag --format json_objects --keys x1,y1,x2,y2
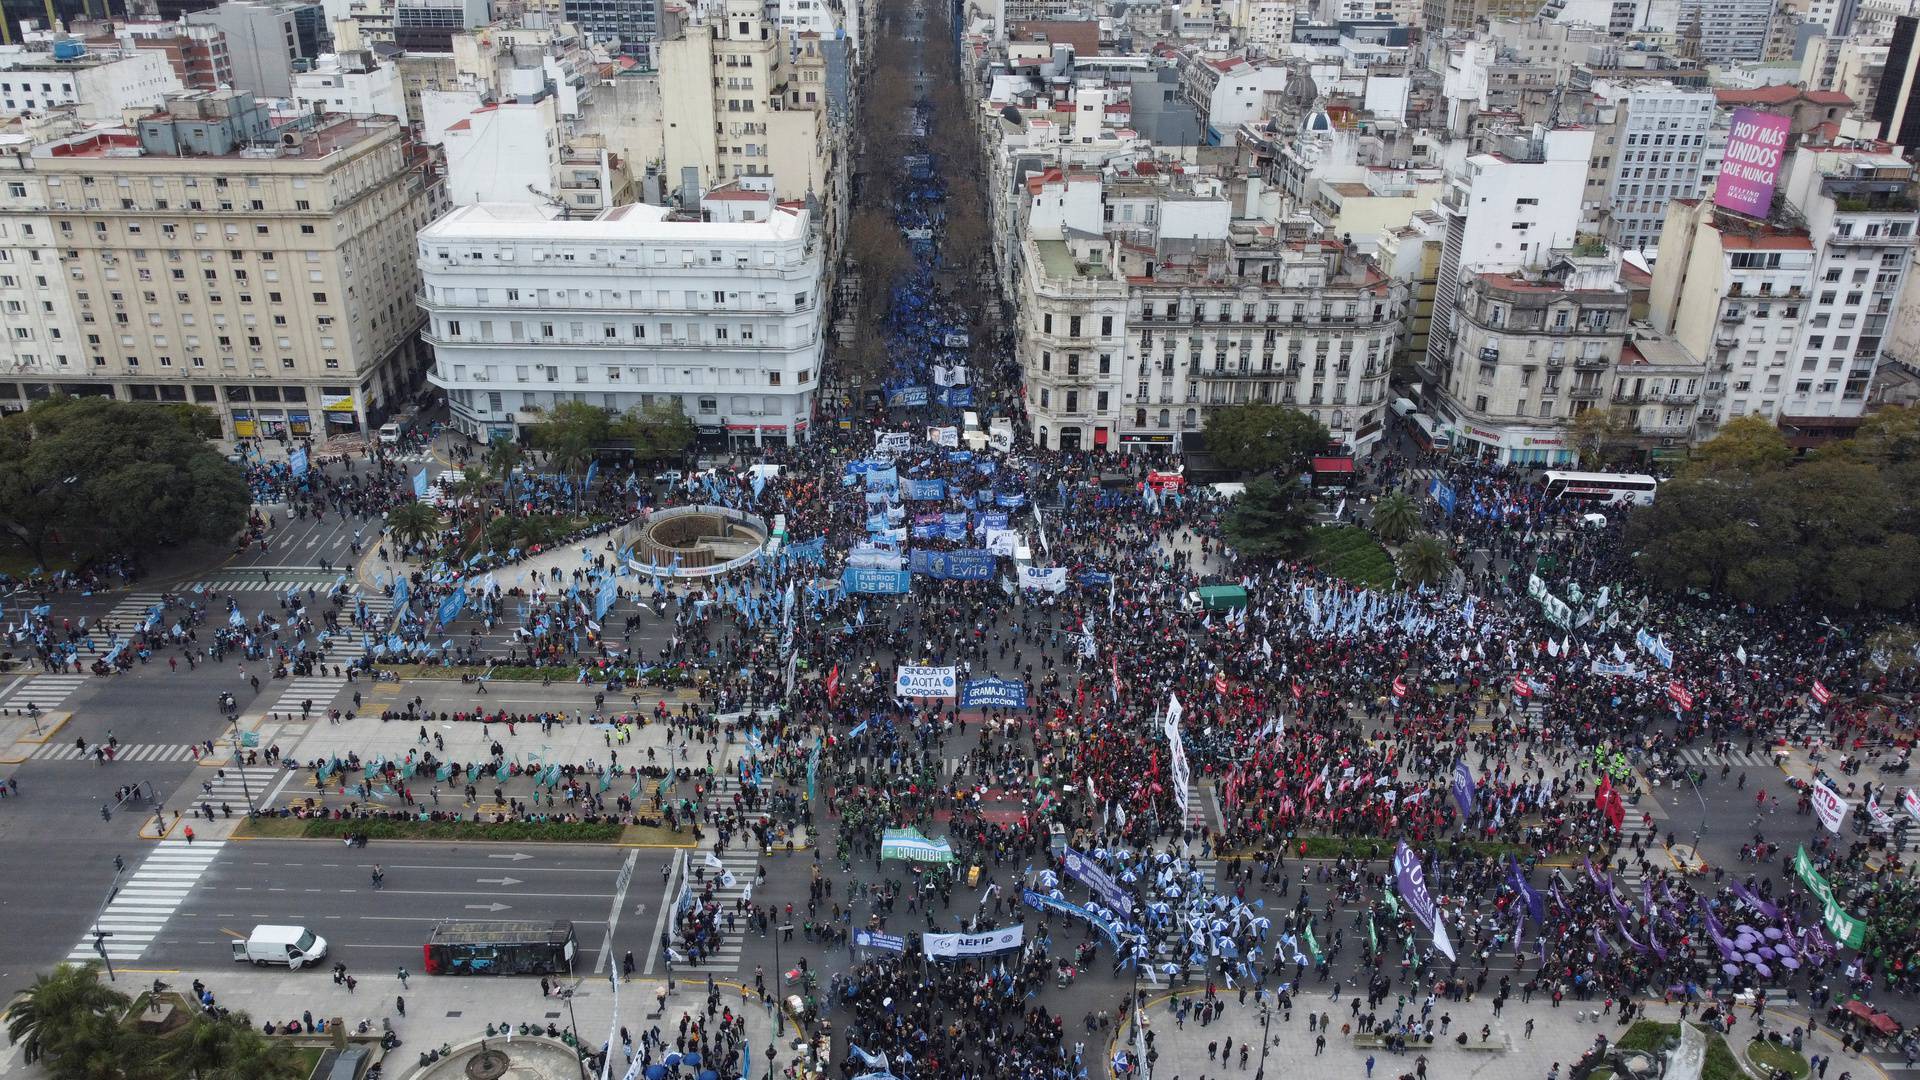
[
  {"x1": 1617, "y1": 915, "x2": 1649, "y2": 954},
  {"x1": 1509, "y1": 855, "x2": 1545, "y2": 924},
  {"x1": 1593, "y1": 926, "x2": 1610, "y2": 958},
  {"x1": 1729, "y1": 879, "x2": 1779, "y2": 920},
  {"x1": 1393, "y1": 842, "x2": 1456, "y2": 961},
  {"x1": 1451, "y1": 761, "x2": 1477, "y2": 822}
]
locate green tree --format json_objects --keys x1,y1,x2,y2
[
  {"x1": 1569, "y1": 405, "x2": 1641, "y2": 468},
  {"x1": 1395, "y1": 533, "x2": 1454, "y2": 589},
  {"x1": 1837, "y1": 404, "x2": 1920, "y2": 466},
  {"x1": 386, "y1": 502, "x2": 441, "y2": 550},
  {"x1": 483, "y1": 437, "x2": 524, "y2": 484},
  {"x1": 1682, "y1": 415, "x2": 1792, "y2": 477},
  {"x1": 1202, "y1": 404, "x2": 1330, "y2": 477},
  {"x1": 163, "y1": 1012, "x2": 300, "y2": 1080},
  {"x1": 6, "y1": 963, "x2": 131, "y2": 1067},
  {"x1": 1222, "y1": 476, "x2": 1312, "y2": 557},
  {"x1": 1627, "y1": 476, "x2": 1792, "y2": 604},
  {"x1": 0, "y1": 397, "x2": 249, "y2": 566},
  {"x1": 527, "y1": 400, "x2": 610, "y2": 479},
  {"x1": 612, "y1": 399, "x2": 695, "y2": 464},
  {"x1": 1370, "y1": 491, "x2": 1419, "y2": 543}
]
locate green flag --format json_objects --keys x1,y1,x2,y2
[
  {"x1": 1305, "y1": 919, "x2": 1324, "y2": 963},
  {"x1": 1383, "y1": 887, "x2": 1401, "y2": 917},
  {"x1": 1369, "y1": 913, "x2": 1379, "y2": 954}
]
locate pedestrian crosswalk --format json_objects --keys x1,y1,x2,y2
[
  {"x1": 29, "y1": 742, "x2": 202, "y2": 763},
  {"x1": 1670, "y1": 747, "x2": 1777, "y2": 771},
  {"x1": 1614, "y1": 807, "x2": 1661, "y2": 892},
  {"x1": 676, "y1": 771, "x2": 765, "y2": 974},
  {"x1": 69, "y1": 838, "x2": 225, "y2": 962},
  {"x1": 1182, "y1": 780, "x2": 1209, "y2": 832},
  {"x1": 0, "y1": 672, "x2": 88, "y2": 712},
  {"x1": 191, "y1": 765, "x2": 283, "y2": 813}
]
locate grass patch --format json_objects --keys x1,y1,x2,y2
[
  {"x1": 238, "y1": 816, "x2": 627, "y2": 843},
  {"x1": 1587, "y1": 1069, "x2": 1614, "y2": 1080},
  {"x1": 621, "y1": 822, "x2": 698, "y2": 847},
  {"x1": 1307, "y1": 526, "x2": 1397, "y2": 588},
  {"x1": 287, "y1": 1044, "x2": 325, "y2": 1079},
  {"x1": 1747, "y1": 1040, "x2": 1810, "y2": 1080},
  {"x1": 1704, "y1": 1030, "x2": 1742, "y2": 1080},
  {"x1": 1616, "y1": 1021, "x2": 1680, "y2": 1055}
]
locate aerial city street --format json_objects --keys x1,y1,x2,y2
[{"x1": 1, "y1": 0, "x2": 1920, "y2": 1075}]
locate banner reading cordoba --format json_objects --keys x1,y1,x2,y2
[
  {"x1": 924, "y1": 924, "x2": 1025, "y2": 958},
  {"x1": 895, "y1": 665, "x2": 958, "y2": 698},
  {"x1": 1393, "y1": 842, "x2": 1456, "y2": 960},
  {"x1": 1810, "y1": 780, "x2": 1850, "y2": 833}
]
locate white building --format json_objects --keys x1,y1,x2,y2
[
  {"x1": 1591, "y1": 81, "x2": 1715, "y2": 255},
  {"x1": 0, "y1": 46, "x2": 181, "y2": 120},
  {"x1": 1420, "y1": 126, "x2": 1594, "y2": 398},
  {"x1": 289, "y1": 49, "x2": 408, "y2": 123},
  {"x1": 421, "y1": 190, "x2": 825, "y2": 446},
  {"x1": 439, "y1": 87, "x2": 561, "y2": 207}
]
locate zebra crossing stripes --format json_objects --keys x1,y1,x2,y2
[
  {"x1": 676, "y1": 770, "x2": 765, "y2": 974},
  {"x1": 1670, "y1": 747, "x2": 1777, "y2": 770},
  {"x1": 195, "y1": 576, "x2": 369, "y2": 594},
  {"x1": 264, "y1": 675, "x2": 351, "y2": 719},
  {"x1": 69, "y1": 839, "x2": 225, "y2": 962},
  {"x1": 2, "y1": 673, "x2": 88, "y2": 711},
  {"x1": 1182, "y1": 781, "x2": 1209, "y2": 831},
  {"x1": 192, "y1": 766, "x2": 283, "y2": 813},
  {"x1": 29, "y1": 742, "x2": 201, "y2": 763}
]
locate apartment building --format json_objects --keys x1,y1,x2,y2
[
  {"x1": 419, "y1": 189, "x2": 824, "y2": 445},
  {"x1": 1015, "y1": 169, "x2": 1397, "y2": 455},
  {"x1": 289, "y1": 48, "x2": 407, "y2": 122},
  {"x1": 8, "y1": 94, "x2": 437, "y2": 439},
  {"x1": 658, "y1": 0, "x2": 836, "y2": 203},
  {"x1": 0, "y1": 46, "x2": 181, "y2": 120},
  {"x1": 1437, "y1": 251, "x2": 1630, "y2": 466},
  {"x1": 184, "y1": 0, "x2": 325, "y2": 98},
  {"x1": 564, "y1": 0, "x2": 659, "y2": 55},
  {"x1": 1587, "y1": 81, "x2": 1714, "y2": 255}
]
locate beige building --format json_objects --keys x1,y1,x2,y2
[
  {"x1": 8, "y1": 94, "x2": 441, "y2": 440},
  {"x1": 657, "y1": 0, "x2": 833, "y2": 201}
]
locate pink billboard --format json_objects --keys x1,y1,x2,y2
[{"x1": 1714, "y1": 108, "x2": 1791, "y2": 218}]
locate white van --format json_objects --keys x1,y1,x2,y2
[
  {"x1": 377, "y1": 422, "x2": 403, "y2": 447},
  {"x1": 230, "y1": 924, "x2": 328, "y2": 968},
  {"x1": 1389, "y1": 397, "x2": 1418, "y2": 419}
]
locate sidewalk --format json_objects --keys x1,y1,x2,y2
[
  {"x1": 118, "y1": 965, "x2": 784, "y2": 1080},
  {"x1": 1127, "y1": 983, "x2": 1871, "y2": 1080}
]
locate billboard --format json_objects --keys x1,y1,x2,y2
[{"x1": 1713, "y1": 108, "x2": 1791, "y2": 218}]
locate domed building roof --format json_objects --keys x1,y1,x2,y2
[
  {"x1": 1304, "y1": 109, "x2": 1334, "y2": 132},
  {"x1": 1282, "y1": 65, "x2": 1318, "y2": 110}
]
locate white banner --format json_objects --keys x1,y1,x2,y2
[
  {"x1": 874, "y1": 432, "x2": 912, "y2": 455},
  {"x1": 1810, "y1": 781, "x2": 1850, "y2": 834},
  {"x1": 1905, "y1": 788, "x2": 1920, "y2": 824},
  {"x1": 1166, "y1": 693, "x2": 1191, "y2": 820},
  {"x1": 923, "y1": 924, "x2": 1024, "y2": 958},
  {"x1": 1019, "y1": 566, "x2": 1067, "y2": 593},
  {"x1": 984, "y1": 528, "x2": 1018, "y2": 555},
  {"x1": 929, "y1": 425, "x2": 959, "y2": 448},
  {"x1": 895, "y1": 665, "x2": 958, "y2": 698}
]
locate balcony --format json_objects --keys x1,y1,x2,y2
[
  {"x1": 1568, "y1": 386, "x2": 1603, "y2": 400},
  {"x1": 1611, "y1": 392, "x2": 1644, "y2": 406},
  {"x1": 1654, "y1": 389, "x2": 1700, "y2": 404},
  {"x1": 1639, "y1": 421, "x2": 1693, "y2": 436},
  {"x1": 1573, "y1": 356, "x2": 1611, "y2": 371}
]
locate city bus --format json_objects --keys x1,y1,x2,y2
[
  {"x1": 1407, "y1": 413, "x2": 1451, "y2": 453},
  {"x1": 1542, "y1": 470, "x2": 1660, "y2": 507}
]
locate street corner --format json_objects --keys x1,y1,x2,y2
[{"x1": 1664, "y1": 842, "x2": 1709, "y2": 876}]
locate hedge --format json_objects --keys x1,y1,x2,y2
[
  {"x1": 1615, "y1": 1022, "x2": 1679, "y2": 1056},
  {"x1": 1309, "y1": 526, "x2": 1398, "y2": 589},
  {"x1": 295, "y1": 818, "x2": 626, "y2": 842}
]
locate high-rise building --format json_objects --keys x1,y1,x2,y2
[
  {"x1": 184, "y1": 0, "x2": 325, "y2": 98},
  {"x1": 0, "y1": 94, "x2": 439, "y2": 439},
  {"x1": 1589, "y1": 81, "x2": 1715, "y2": 256},
  {"x1": 391, "y1": 0, "x2": 489, "y2": 50},
  {"x1": 419, "y1": 188, "x2": 825, "y2": 446},
  {"x1": 563, "y1": 0, "x2": 658, "y2": 54}
]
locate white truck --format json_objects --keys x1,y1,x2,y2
[{"x1": 230, "y1": 924, "x2": 328, "y2": 968}]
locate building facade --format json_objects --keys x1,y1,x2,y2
[
  {"x1": 14, "y1": 96, "x2": 437, "y2": 439},
  {"x1": 420, "y1": 191, "x2": 825, "y2": 445}
]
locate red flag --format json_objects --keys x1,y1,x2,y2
[
  {"x1": 1391, "y1": 676, "x2": 1407, "y2": 699},
  {"x1": 1213, "y1": 673, "x2": 1229, "y2": 694},
  {"x1": 1596, "y1": 775, "x2": 1625, "y2": 830},
  {"x1": 1667, "y1": 681, "x2": 1694, "y2": 711},
  {"x1": 1811, "y1": 680, "x2": 1832, "y2": 706},
  {"x1": 1512, "y1": 675, "x2": 1533, "y2": 698},
  {"x1": 1290, "y1": 682, "x2": 1303, "y2": 701},
  {"x1": 825, "y1": 664, "x2": 840, "y2": 703}
]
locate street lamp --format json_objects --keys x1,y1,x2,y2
[
  {"x1": 555, "y1": 987, "x2": 590, "y2": 1080},
  {"x1": 228, "y1": 714, "x2": 257, "y2": 817},
  {"x1": 773, "y1": 925, "x2": 792, "y2": 1036},
  {"x1": 1253, "y1": 1003, "x2": 1273, "y2": 1080}
]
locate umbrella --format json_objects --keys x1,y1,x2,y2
[
  {"x1": 1722, "y1": 963, "x2": 1741, "y2": 977},
  {"x1": 1743, "y1": 952, "x2": 1761, "y2": 964},
  {"x1": 1764, "y1": 927, "x2": 1784, "y2": 940},
  {"x1": 1736, "y1": 924, "x2": 1758, "y2": 936},
  {"x1": 683, "y1": 1052, "x2": 702, "y2": 1067},
  {"x1": 1780, "y1": 956, "x2": 1801, "y2": 970},
  {"x1": 646, "y1": 1067, "x2": 668, "y2": 1080},
  {"x1": 698, "y1": 1071, "x2": 718, "y2": 1080},
  {"x1": 665, "y1": 1053, "x2": 683, "y2": 1067},
  {"x1": 1755, "y1": 963, "x2": 1772, "y2": 979}
]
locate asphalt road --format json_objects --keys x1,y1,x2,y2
[{"x1": 142, "y1": 840, "x2": 674, "y2": 975}]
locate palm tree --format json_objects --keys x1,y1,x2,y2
[
  {"x1": 386, "y1": 502, "x2": 441, "y2": 552},
  {"x1": 165, "y1": 1013, "x2": 300, "y2": 1080},
  {"x1": 6, "y1": 963, "x2": 130, "y2": 1066},
  {"x1": 483, "y1": 437, "x2": 524, "y2": 485},
  {"x1": 1370, "y1": 491, "x2": 1419, "y2": 544},
  {"x1": 1396, "y1": 533, "x2": 1454, "y2": 589}
]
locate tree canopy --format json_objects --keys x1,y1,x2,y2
[
  {"x1": 1223, "y1": 475, "x2": 1312, "y2": 557},
  {"x1": 1629, "y1": 409, "x2": 1920, "y2": 610},
  {"x1": 527, "y1": 400, "x2": 694, "y2": 473},
  {"x1": 1202, "y1": 404, "x2": 1330, "y2": 477},
  {"x1": 0, "y1": 397, "x2": 248, "y2": 566}
]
